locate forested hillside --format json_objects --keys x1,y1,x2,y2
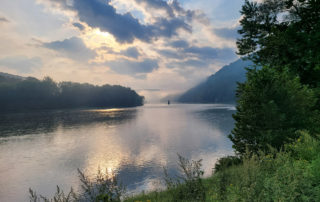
[{"x1": 178, "y1": 59, "x2": 252, "y2": 103}]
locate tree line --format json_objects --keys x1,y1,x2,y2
[{"x1": 0, "y1": 76, "x2": 144, "y2": 112}]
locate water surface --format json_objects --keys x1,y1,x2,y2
[{"x1": 0, "y1": 104, "x2": 235, "y2": 201}]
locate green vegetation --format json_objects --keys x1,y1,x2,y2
[
  {"x1": 0, "y1": 76, "x2": 144, "y2": 112},
  {"x1": 229, "y1": 66, "x2": 318, "y2": 155},
  {"x1": 237, "y1": 0, "x2": 320, "y2": 88},
  {"x1": 231, "y1": 0, "x2": 320, "y2": 154},
  {"x1": 29, "y1": 168, "x2": 125, "y2": 202}
]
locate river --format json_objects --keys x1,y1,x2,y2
[{"x1": 0, "y1": 104, "x2": 235, "y2": 201}]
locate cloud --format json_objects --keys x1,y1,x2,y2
[
  {"x1": 184, "y1": 46, "x2": 236, "y2": 61},
  {"x1": 120, "y1": 47, "x2": 141, "y2": 59},
  {"x1": 71, "y1": 0, "x2": 155, "y2": 43},
  {"x1": 184, "y1": 46, "x2": 219, "y2": 59},
  {"x1": 213, "y1": 26, "x2": 240, "y2": 40},
  {"x1": 0, "y1": 16, "x2": 9, "y2": 23},
  {"x1": 169, "y1": 59, "x2": 207, "y2": 68},
  {"x1": 134, "y1": 0, "x2": 207, "y2": 23},
  {"x1": 153, "y1": 17, "x2": 191, "y2": 37},
  {"x1": 158, "y1": 49, "x2": 183, "y2": 59},
  {"x1": 48, "y1": 0, "x2": 193, "y2": 43},
  {"x1": 0, "y1": 56, "x2": 42, "y2": 73},
  {"x1": 43, "y1": 37, "x2": 96, "y2": 61},
  {"x1": 135, "y1": 0, "x2": 174, "y2": 17},
  {"x1": 72, "y1": 22, "x2": 85, "y2": 31},
  {"x1": 180, "y1": 59, "x2": 207, "y2": 67},
  {"x1": 106, "y1": 58, "x2": 159, "y2": 76},
  {"x1": 165, "y1": 39, "x2": 236, "y2": 62},
  {"x1": 169, "y1": 40, "x2": 189, "y2": 48}
]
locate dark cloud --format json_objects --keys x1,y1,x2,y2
[
  {"x1": 169, "y1": 40, "x2": 189, "y2": 48},
  {"x1": 120, "y1": 47, "x2": 141, "y2": 59},
  {"x1": 106, "y1": 59, "x2": 159, "y2": 75},
  {"x1": 43, "y1": 37, "x2": 96, "y2": 61},
  {"x1": 169, "y1": 0, "x2": 200, "y2": 22},
  {"x1": 214, "y1": 27, "x2": 240, "y2": 40},
  {"x1": 153, "y1": 17, "x2": 191, "y2": 37},
  {"x1": 0, "y1": 56, "x2": 42, "y2": 73},
  {"x1": 52, "y1": 0, "x2": 193, "y2": 43},
  {"x1": 72, "y1": 22, "x2": 85, "y2": 31},
  {"x1": 184, "y1": 46, "x2": 237, "y2": 62},
  {"x1": 134, "y1": 0, "x2": 205, "y2": 23}
]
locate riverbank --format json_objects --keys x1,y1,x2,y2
[{"x1": 125, "y1": 132, "x2": 320, "y2": 201}]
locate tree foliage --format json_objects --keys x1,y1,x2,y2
[
  {"x1": 237, "y1": 0, "x2": 320, "y2": 87},
  {"x1": 229, "y1": 67, "x2": 317, "y2": 154},
  {"x1": 230, "y1": 0, "x2": 320, "y2": 155}
]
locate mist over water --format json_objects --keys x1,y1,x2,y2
[{"x1": 0, "y1": 104, "x2": 235, "y2": 201}]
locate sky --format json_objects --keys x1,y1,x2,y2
[{"x1": 0, "y1": 0, "x2": 244, "y2": 102}]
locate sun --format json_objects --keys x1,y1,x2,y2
[{"x1": 82, "y1": 28, "x2": 122, "y2": 51}]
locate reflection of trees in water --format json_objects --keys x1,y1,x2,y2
[
  {"x1": 0, "y1": 109, "x2": 138, "y2": 137},
  {"x1": 194, "y1": 108, "x2": 235, "y2": 134}
]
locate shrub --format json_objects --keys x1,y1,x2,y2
[{"x1": 163, "y1": 154, "x2": 205, "y2": 201}]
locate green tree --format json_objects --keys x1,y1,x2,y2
[
  {"x1": 237, "y1": 0, "x2": 320, "y2": 87},
  {"x1": 229, "y1": 67, "x2": 317, "y2": 155},
  {"x1": 230, "y1": 0, "x2": 320, "y2": 155}
]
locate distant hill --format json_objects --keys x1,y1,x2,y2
[
  {"x1": 0, "y1": 72, "x2": 24, "y2": 84},
  {"x1": 178, "y1": 59, "x2": 253, "y2": 103},
  {"x1": 0, "y1": 72, "x2": 24, "y2": 79}
]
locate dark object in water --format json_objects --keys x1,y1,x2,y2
[{"x1": 168, "y1": 100, "x2": 170, "y2": 105}]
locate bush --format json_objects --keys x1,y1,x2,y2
[{"x1": 163, "y1": 154, "x2": 206, "y2": 201}]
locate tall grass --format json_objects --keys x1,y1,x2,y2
[
  {"x1": 29, "y1": 168, "x2": 125, "y2": 202},
  {"x1": 206, "y1": 132, "x2": 320, "y2": 201}
]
